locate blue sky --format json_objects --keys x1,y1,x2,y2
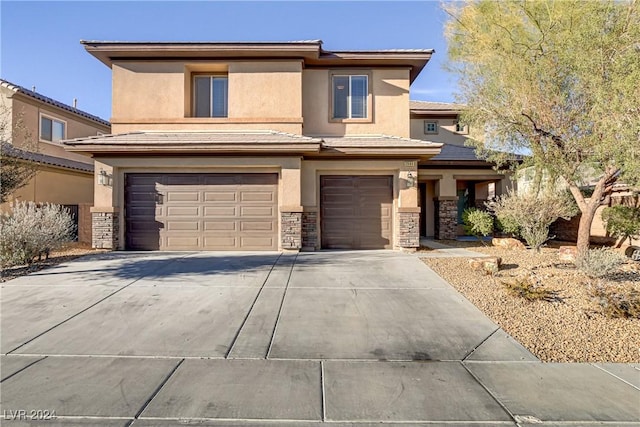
[{"x1": 1, "y1": 1, "x2": 456, "y2": 121}]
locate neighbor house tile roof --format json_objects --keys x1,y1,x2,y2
[
  {"x1": 1, "y1": 142, "x2": 94, "y2": 173},
  {"x1": 430, "y1": 144, "x2": 483, "y2": 161},
  {"x1": 410, "y1": 100, "x2": 465, "y2": 112},
  {"x1": 0, "y1": 79, "x2": 110, "y2": 127}
]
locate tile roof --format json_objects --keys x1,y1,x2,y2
[
  {"x1": 410, "y1": 100, "x2": 465, "y2": 112},
  {"x1": 430, "y1": 144, "x2": 484, "y2": 161},
  {"x1": 0, "y1": 79, "x2": 110, "y2": 127},
  {"x1": 321, "y1": 135, "x2": 441, "y2": 149},
  {"x1": 1, "y1": 142, "x2": 94, "y2": 173},
  {"x1": 62, "y1": 130, "x2": 322, "y2": 146}
]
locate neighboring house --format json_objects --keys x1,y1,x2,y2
[
  {"x1": 63, "y1": 40, "x2": 445, "y2": 251},
  {"x1": 409, "y1": 101, "x2": 512, "y2": 238},
  {"x1": 0, "y1": 79, "x2": 111, "y2": 243}
]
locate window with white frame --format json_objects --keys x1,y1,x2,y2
[
  {"x1": 424, "y1": 120, "x2": 438, "y2": 134},
  {"x1": 40, "y1": 115, "x2": 66, "y2": 142},
  {"x1": 193, "y1": 75, "x2": 228, "y2": 118},
  {"x1": 332, "y1": 75, "x2": 368, "y2": 119}
]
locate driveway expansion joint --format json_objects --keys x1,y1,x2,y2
[
  {"x1": 460, "y1": 361, "x2": 519, "y2": 424},
  {"x1": 266, "y1": 252, "x2": 298, "y2": 359},
  {"x1": 462, "y1": 327, "x2": 501, "y2": 361},
  {"x1": 129, "y1": 358, "x2": 185, "y2": 425},
  {"x1": 0, "y1": 355, "x2": 47, "y2": 382}
]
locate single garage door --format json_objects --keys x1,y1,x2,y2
[
  {"x1": 320, "y1": 175, "x2": 393, "y2": 249},
  {"x1": 125, "y1": 173, "x2": 278, "y2": 250}
]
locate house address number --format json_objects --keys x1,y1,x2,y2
[{"x1": 404, "y1": 161, "x2": 417, "y2": 167}]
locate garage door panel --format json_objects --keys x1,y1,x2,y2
[
  {"x1": 321, "y1": 175, "x2": 393, "y2": 250},
  {"x1": 166, "y1": 206, "x2": 200, "y2": 216},
  {"x1": 203, "y1": 236, "x2": 238, "y2": 249},
  {"x1": 204, "y1": 206, "x2": 237, "y2": 217},
  {"x1": 241, "y1": 191, "x2": 275, "y2": 202},
  {"x1": 202, "y1": 175, "x2": 238, "y2": 185},
  {"x1": 166, "y1": 221, "x2": 200, "y2": 231},
  {"x1": 241, "y1": 221, "x2": 275, "y2": 231},
  {"x1": 126, "y1": 173, "x2": 278, "y2": 251},
  {"x1": 204, "y1": 221, "x2": 237, "y2": 231},
  {"x1": 166, "y1": 236, "x2": 201, "y2": 248},
  {"x1": 241, "y1": 206, "x2": 274, "y2": 217},
  {"x1": 241, "y1": 236, "x2": 276, "y2": 249},
  {"x1": 166, "y1": 192, "x2": 201, "y2": 202},
  {"x1": 127, "y1": 175, "x2": 163, "y2": 185},
  {"x1": 204, "y1": 191, "x2": 237, "y2": 202}
]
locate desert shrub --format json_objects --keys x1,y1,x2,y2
[
  {"x1": 501, "y1": 276, "x2": 558, "y2": 302},
  {"x1": 0, "y1": 201, "x2": 75, "y2": 267},
  {"x1": 575, "y1": 247, "x2": 626, "y2": 278},
  {"x1": 488, "y1": 190, "x2": 577, "y2": 252},
  {"x1": 601, "y1": 205, "x2": 640, "y2": 246},
  {"x1": 462, "y1": 208, "x2": 493, "y2": 244},
  {"x1": 591, "y1": 285, "x2": 640, "y2": 319}
]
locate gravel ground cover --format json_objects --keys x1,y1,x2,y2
[
  {"x1": 1, "y1": 243, "x2": 103, "y2": 282},
  {"x1": 422, "y1": 241, "x2": 640, "y2": 363}
]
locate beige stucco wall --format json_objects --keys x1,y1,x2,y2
[
  {"x1": 1, "y1": 166, "x2": 93, "y2": 207},
  {"x1": 410, "y1": 117, "x2": 469, "y2": 146},
  {"x1": 9, "y1": 97, "x2": 108, "y2": 164},
  {"x1": 302, "y1": 69, "x2": 410, "y2": 137},
  {"x1": 111, "y1": 60, "x2": 304, "y2": 134}
]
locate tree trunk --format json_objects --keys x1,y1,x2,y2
[
  {"x1": 569, "y1": 169, "x2": 617, "y2": 256},
  {"x1": 576, "y1": 204, "x2": 598, "y2": 255}
]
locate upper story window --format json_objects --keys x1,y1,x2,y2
[
  {"x1": 40, "y1": 115, "x2": 66, "y2": 142},
  {"x1": 332, "y1": 75, "x2": 368, "y2": 119},
  {"x1": 455, "y1": 121, "x2": 468, "y2": 134},
  {"x1": 193, "y1": 75, "x2": 228, "y2": 118},
  {"x1": 424, "y1": 120, "x2": 438, "y2": 134}
]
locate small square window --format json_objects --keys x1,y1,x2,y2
[
  {"x1": 40, "y1": 116, "x2": 66, "y2": 142},
  {"x1": 455, "y1": 122, "x2": 468, "y2": 134},
  {"x1": 424, "y1": 121, "x2": 438, "y2": 134}
]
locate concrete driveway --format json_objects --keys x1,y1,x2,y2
[{"x1": 1, "y1": 251, "x2": 638, "y2": 426}]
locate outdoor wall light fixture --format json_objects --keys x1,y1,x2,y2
[
  {"x1": 98, "y1": 169, "x2": 113, "y2": 187},
  {"x1": 406, "y1": 172, "x2": 416, "y2": 188}
]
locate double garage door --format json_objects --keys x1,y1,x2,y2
[
  {"x1": 125, "y1": 173, "x2": 393, "y2": 251},
  {"x1": 125, "y1": 173, "x2": 278, "y2": 250}
]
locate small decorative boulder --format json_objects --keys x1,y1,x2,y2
[
  {"x1": 469, "y1": 257, "x2": 502, "y2": 274},
  {"x1": 558, "y1": 246, "x2": 578, "y2": 262},
  {"x1": 492, "y1": 237, "x2": 526, "y2": 250}
]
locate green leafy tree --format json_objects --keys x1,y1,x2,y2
[
  {"x1": 601, "y1": 205, "x2": 640, "y2": 246},
  {"x1": 444, "y1": 0, "x2": 640, "y2": 255}
]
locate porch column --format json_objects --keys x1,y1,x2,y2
[
  {"x1": 91, "y1": 161, "x2": 118, "y2": 249},
  {"x1": 435, "y1": 175, "x2": 458, "y2": 240},
  {"x1": 280, "y1": 164, "x2": 302, "y2": 250},
  {"x1": 397, "y1": 164, "x2": 420, "y2": 249}
]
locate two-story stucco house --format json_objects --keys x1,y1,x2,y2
[
  {"x1": 1, "y1": 79, "x2": 111, "y2": 243},
  {"x1": 63, "y1": 40, "x2": 508, "y2": 251}
]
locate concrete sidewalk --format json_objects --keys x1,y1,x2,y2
[
  {"x1": 1, "y1": 251, "x2": 638, "y2": 426},
  {"x1": 417, "y1": 237, "x2": 491, "y2": 258}
]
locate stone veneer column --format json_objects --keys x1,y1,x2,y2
[
  {"x1": 435, "y1": 198, "x2": 458, "y2": 240},
  {"x1": 301, "y1": 209, "x2": 318, "y2": 251},
  {"x1": 92, "y1": 211, "x2": 119, "y2": 249},
  {"x1": 281, "y1": 211, "x2": 302, "y2": 250},
  {"x1": 397, "y1": 207, "x2": 420, "y2": 248}
]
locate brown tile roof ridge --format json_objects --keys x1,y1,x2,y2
[
  {"x1": 81, "y1": 40, "x2": 323, "y2": 46},
  {"x1": 320, "y1": 134, "x2": 442, "y2": 147},
  {"x1": 0, "y1": 78, "x2": 111, "y2": 127},
  {"x1": 62, "y1": 130, "x2": 323, "y2": 145}
]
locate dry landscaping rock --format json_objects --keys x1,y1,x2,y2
[
  {"x1": 422, "y1": 243, "x2": 640, "y2": 363},
  {"x1": 469, "y1": 257, "x2": 502, "y2": 274},
  {"x1": 492, "y1": 237, "x2": 526, "y2": 250},
  {"x1": 558, "y1": 245, "x2": 578, "y2": 262}
]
